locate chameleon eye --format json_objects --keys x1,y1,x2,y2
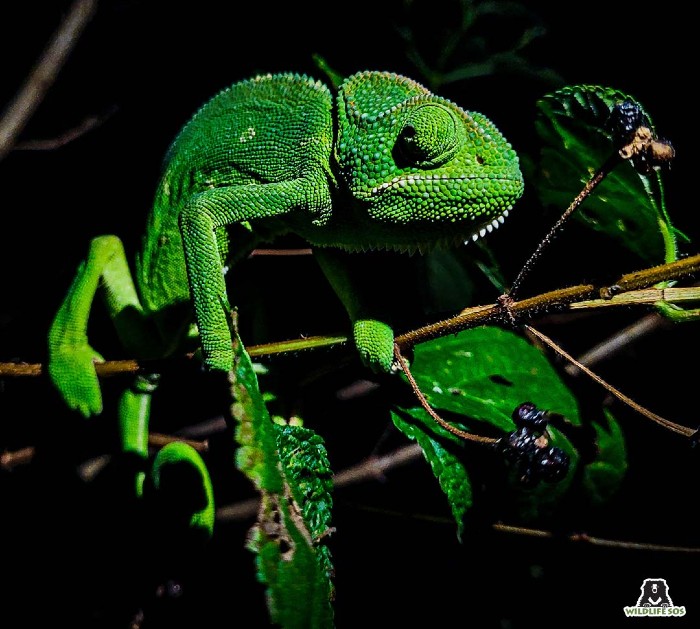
[{"x1": 396, "y1": 104, "x2": 459, "y2": 167}]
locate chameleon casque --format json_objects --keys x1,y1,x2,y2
[{"x1": 47, "y1": 71, "x2": 523, "y2": 489}]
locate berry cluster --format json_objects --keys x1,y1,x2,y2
[
  {"x1": 608, "y1": 100, "x2": 649, "y2": 147},
  {"x1": 494, "y1": 402, "x2": 570, "y2": 487}
]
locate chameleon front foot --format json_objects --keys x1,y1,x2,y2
[
  {"x1": 47, "y1": 344, "x2": 105, "y2": 418},
  {"x1": 353, "y1": 319, "x2": 397, "y2": 374}
]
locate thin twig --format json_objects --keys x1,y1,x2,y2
[
  {"x1": 492, "y1": 524, "x2": 700, "y2": 553},
  {"x1": 1, "y1": 432, "x2": 208, "y2": 472},
  {"x1": 15, "y1": 107, "x2": 118, "y2": 150},
  {"x1": 394, "y1": 343, "x2": 497, "y2": 444},
  {"x1": 0, "y1": 0, "x2": 98, "y2": 161},
  {"x1": 524, "y1": 325, "x2": 695, "y2": 437},
  {"x1": 146, "y1": 432, "x2": 208, "y2": 452},
  {"x1": 564, "y1": 313, "x2": 667, "y2": 376},
  {"x1": 508, "y1": 120, "x2": 674, "y2": 299},
  {"x1": 215, "y1": 443, "x2": 424, "y2": 521},
  {"x1": 508, "y1": 156, "x2": 617, "y2": 298}
]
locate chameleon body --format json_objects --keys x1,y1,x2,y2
[{"x1": 48, "y1": 70, "x2": 523, "y2": 425}]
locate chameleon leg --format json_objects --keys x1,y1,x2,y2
[
  {"x1": 313, "y1": 248, "x2": 397, "y2": 373},
  {"x1": 178, "y1": 180, "x2": 323, "y2": 372},
  {"x1": 48, "y1": 235, "x2": 158, "y2": 417}
]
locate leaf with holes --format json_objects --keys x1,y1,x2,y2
[{"x1": 230, "y1": 326, "x2": 335, "y2": 628}]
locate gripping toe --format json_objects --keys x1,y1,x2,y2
[{"x1": 353, "y1": 319, "x2": 396, "y2": 374}]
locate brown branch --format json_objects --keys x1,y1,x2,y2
[
  {"x1": 395, "y1": 253, "x2": 700, "y2": 350},
  {"x1": 0, "y1": 0, "x2": 98, "y2": 162},
  {"x1": 2, "y1": 254, "x2": 698, "y2": 379}
]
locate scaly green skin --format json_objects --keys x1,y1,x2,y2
[{"x1": 48, "y1": 70, "x2": 523, "y2": 420}]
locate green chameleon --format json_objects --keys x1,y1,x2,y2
[{"x1": 47, "y1": 70, "x2": 523, "y2": 464}]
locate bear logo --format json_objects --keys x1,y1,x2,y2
[{"x1": 635, "y1": 578, "x2": 674, "y2": 607}]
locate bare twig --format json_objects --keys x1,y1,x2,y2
[
  {"x1": 508, "y1": 158, "x2": 615, "y2": 298},
  {"x1": 0, "y1": 0, "x2": 98, "y2": 162},
  {"x1": 332, "y1": 442, "x2": 423, "y2": 485},
  {"x1": 15, "y1": 107, "x2": 118, "y2": 151},
  {"x1": 394, "y1": 343, "x2": 497, "y2": 444},
  {"x1": 215, "y1": 443, "x2": 423, "y2": 521},
  {"x1": 492, "y1": 524, "x2": 700, "y2": 553},
  {"x1": 1, "y1": 432, "x2": 208, "y2": 473},
  {"x1": 395, "y1": 254, "x2": 700, "y2": 350},
  {"x1": 525, "y1": 324, "x2": 695, "y2": 437},
  {"x1": 563, "y1": 313, "x2": 668, "y2": 376},
  {"x1": 145, "y1": 432, "x2": 208, "y2": 453}
]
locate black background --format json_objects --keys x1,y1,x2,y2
[{"x1": 1, "y1": 1, "x2": 698, "y2": 627}]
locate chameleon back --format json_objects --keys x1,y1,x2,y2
[{"x1": 136, "y1": 73, "x2": 335, "y2": 324}]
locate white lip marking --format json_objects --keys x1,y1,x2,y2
[
  {"x1": 486, "y1": 224, "x2": 493, "y2": 233},
  {"x1": 479, "y1": 228, "x2": 487, "y2": 238}
]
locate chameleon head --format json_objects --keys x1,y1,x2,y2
[{"x1": 333, "y1": 71, "x2": 524, "y2": 251}]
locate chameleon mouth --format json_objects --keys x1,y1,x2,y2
[
  {"x1": 405, "y1": 205, "x2": 512, "y2": 254},
  {"x1": 464, "y1": 207, "x2": 510, "y2": 243},
  {"x1": 337, "y1": 205, "x2": 514, "y2": 255}
]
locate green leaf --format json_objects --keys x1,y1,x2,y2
[
  {"x1": 229, "y1": 327, "x2": 335, "y2": 628},
  {"x1": 534, "y1": 84, "x2": 678, "y2": 264},
  {"x1": 275, "y1": 424, "x2": 335, "y2": 587},
  {"x1": 581, "y1": 409, "x2": 627, "y2": 507},
  {"x1": 394, "y1": 326, "x2": 585, "y2": 523},
  {"x1": 230, "y1": 333, "x2": 283, "y2": 494},
  {"x1": 409, "y1": 326, "x2": 582, "y2": 431},
  {"x1": 391, "y1": 408, "x2": 472, "y2": 541},
  {"x1": 245, "y1": 495, "x2": 335, "y2": 629}
]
